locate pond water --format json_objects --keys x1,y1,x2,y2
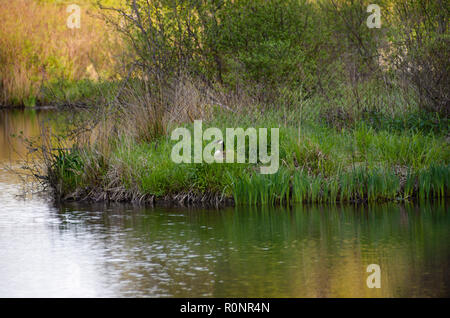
[{"x1": 0, "y1": 109, "x2": 449, "y2": 297}]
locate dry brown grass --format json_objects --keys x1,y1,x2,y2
[
  {"x1": 109, "y1": 74, "x2": 242, "y2": 143},
  {"x1": 0, "y1": 0, "x2": 120, "y2": 106}
]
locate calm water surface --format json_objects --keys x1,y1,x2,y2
[{"x1": 0, "y1": 109, "x2": 449, "y2": 297}]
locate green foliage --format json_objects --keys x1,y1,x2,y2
[
  {"x1": 49, "y1": 148, "x2": 84, "y2": 195},
  {"x1": 417, "y1": 164, "x2": 450, "y2": 201},
  {"x1": 362, "y1": 109, "x2": 450, "y2": 134},
  {"x1": 40, "y1": 79, "x2": 119, "y2": 106},
  {"x1": 231, "y1": 168, "x2": 291, "y2": 206},
  {"x1": 34, "y1": 0, "x2": 449, "y2": 205},
  {"x1": 387, "y1": 0, "x2": 450, "y2": 117}
]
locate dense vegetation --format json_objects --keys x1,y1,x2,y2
[{"x1": 13, "y1": 0, "x2": 449, "y2": 205}]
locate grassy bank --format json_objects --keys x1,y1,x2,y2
[{"x1": 40, "y1": 101, "x2": 449, "y2": 206}]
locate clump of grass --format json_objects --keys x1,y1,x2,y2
[
  {"x1": 403, "y1": 169, "x2": 416, "y2": 200},
  {"x1": 293, "y1": 168, "x2": 405, "y2": 204},
  {"x1": 351, "y1": 123, "x2": 448, "y2": 170},
  {"x1": 48, "y1": 148, "x2": 84, "y2": 196},
  {"x1": 231, "y1": 168, "x2": 291, "y2": 206},
  {"x1": 292, "y1": 170, "x2": 310, "y2": 203},
  {"x1": 416, "y1": 165, "x2": 450, "y2": 201}
]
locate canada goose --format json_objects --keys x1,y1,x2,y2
[
  {"x1": 213, "y1": 139, "x2": 225, "y2": 160},
  {"x1": 213, "y1": 139, "x2": 235, "y2": 161}
]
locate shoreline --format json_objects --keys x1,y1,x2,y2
[
  {"x1": 46, "y1": 165, "x2": 449, "y2": 208},
  {"x1": 53, "y1": 192, "x2": 449, "y2": 208}
]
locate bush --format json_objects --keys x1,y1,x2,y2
[{"x1": 387, "y1": 0, "x2": 449, "y2": 117}]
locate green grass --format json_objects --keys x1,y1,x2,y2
[
  {"x1": 231, "y1": 168, "x2": 291, "y2": 206},
  {"x1": 230, "y1": 165, "x2": 449, "y2": 205},
  {"x1": 40, "y1": 79, "x2": 119, "y2": 106},
  {"x1": 48, "y1": 147, "x2": 85, "y2": 197}
]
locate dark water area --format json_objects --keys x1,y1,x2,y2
[{"x1": 0, "y1": 109, "x2": 449, "y2": 297}]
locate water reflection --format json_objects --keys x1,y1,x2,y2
[
  {"x1": 0, "y1": 109, "x2": 449, "y2": 297},
  {"x1": 3, "y1": 193, "x2": 448, "y2": 297},
  {"x1": 54, "y1": 202, "x2": 450, "y2": 297},
  {"x1": 0, "y1": 108, "x2": 51, "y2": 162}
]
